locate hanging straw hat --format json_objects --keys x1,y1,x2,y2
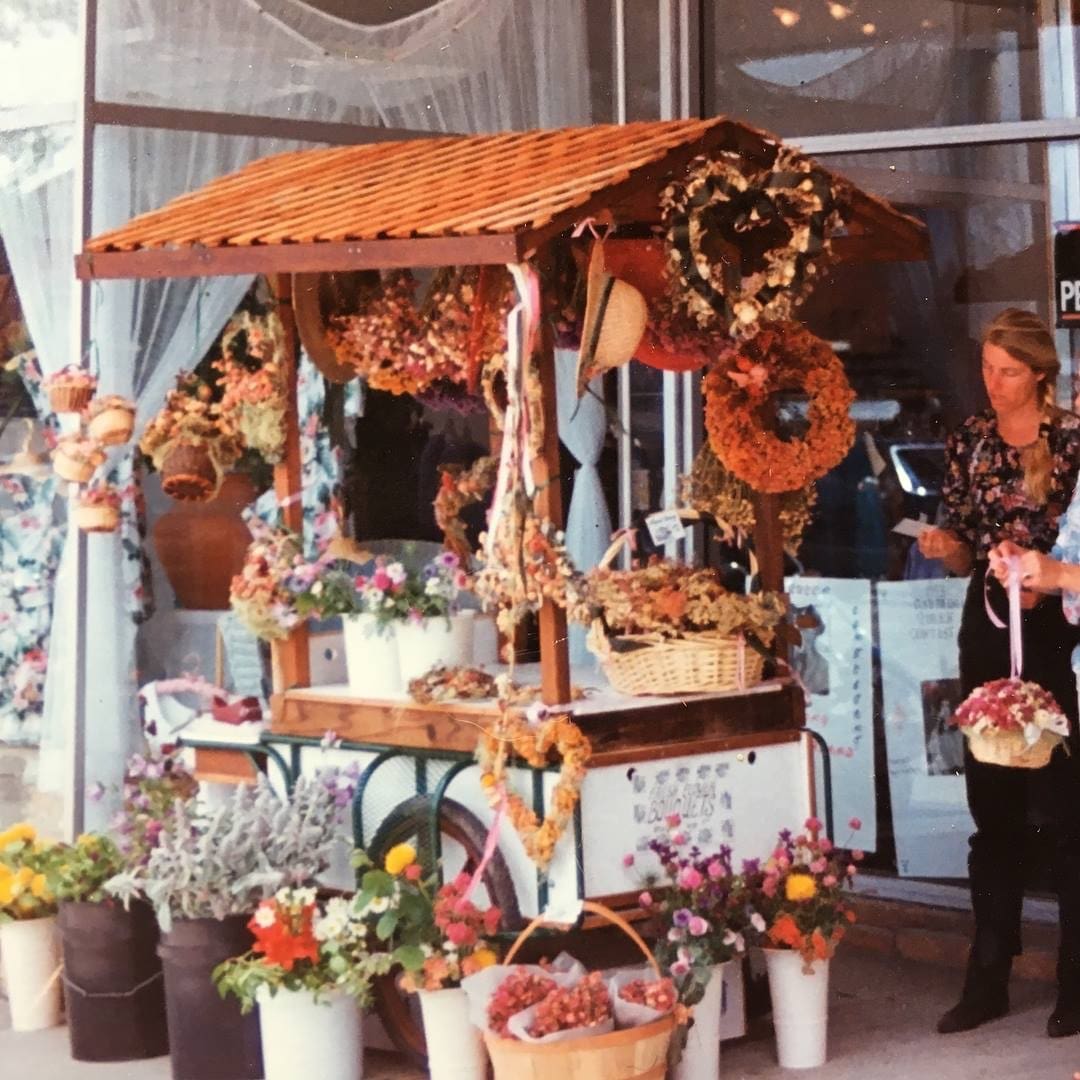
[{"x1": 575, "y1": 240, "x2": 648, "y2": 397}]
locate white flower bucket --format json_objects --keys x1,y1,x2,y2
[
  {"x1": 471, "y1": 612, "x2": 500, "y2": 666},
  {"x1": 417, "y1": 986, "x2": 487, "y2": 1080},
  {"x1": 0, "y1": 915, "x2": 63, "y2": 1031},
  {"x1": 763, "y1": 949, "x2": 830, "y2": 1069},
  {"x1": 395, "y1": 612, "x2": 474, "y2": 684},
  {"x1": 342, "y1": 613, "x2": 402, "y2": 698},
  {"x1": 674, "y1": 960, "x2": 729, "y2": 1080},
  {"x1": 257, "y1": 986, "x2": 363, "y2": 1080}
]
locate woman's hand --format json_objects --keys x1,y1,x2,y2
[
  {"x1": 989, "y1": 540, "x2": 1064, "y2": 594},
  {"x1": 917, "y1": 527, "x2": 972, "y2": 575}
]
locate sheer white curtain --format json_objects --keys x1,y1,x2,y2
[{"x1": 555, "y1": 349, "x2": 611, "y2": 666}]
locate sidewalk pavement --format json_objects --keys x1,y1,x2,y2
[{"x1": 3, "y1": 948, "x2": 1080, "y2": 1079}]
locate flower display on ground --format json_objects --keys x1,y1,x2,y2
[
  {"x1": 0, "y1": 823, "x2": 64, "y2": 921},
  {"x1": 213, "y1": 886, "x2": 393, "y2": 1012},
  {"x1": 352, "y1": 849, "x2": 502, "y2": 993},
  {"x1": 742, "y1": 817, "x2": 863, "y2": 971}
]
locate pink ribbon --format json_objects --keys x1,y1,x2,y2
[
  {"x1": 984, "y1": 556, "x2": 1024, "y2": 679},
  {"x1": 735, "y1": 633, "x2": 747, "y2": 691},
  {"x1": 151, "y1": 673, "x2": 223, "y2": 701},
  {"x1": 571, "y1": 217, "x2": 609, "y2": 240},
  {"x1": 461, "y1": 782, "x2": 507, "y2": 907}
]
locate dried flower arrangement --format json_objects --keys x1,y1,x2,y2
[
  {"x1": 680, "y1": 441, "x2": 816, "y2": 552},
  {"x1": 44, "y1": 365, "x2": 98, "y2": 414},
  {"x1": 52, "y1": 434, "x2": 106, "y2": 484},
  {"x1": 228, "y1": 525, "x2": 307, "y2": 641},
  {"x1": 74, "y1": 484, "x2": 123, "y2": 533},
  {"x1": 86, "y1": 394, "x2": 136, "y2": 446},
  {"x1": 703, "y1": 322, "x2": 855, "y2": 494},
  {"x1": 215, "y1": 309, "x2": 289, "y2": 464},
  {"x1": 660, "y1": 149, "x2": 842, "y2": 341}
]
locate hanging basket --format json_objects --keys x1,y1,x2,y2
[
  {"x1": 483, "y1": 901, "x2": 676, "y2": 1080},
  {"x1": 966, "y1": 727, "x2": 1062, "y2": 770},
  {"x1": 590, "y1": 625, "x2": 764, "y2": 696},
  {"x1": 48, "y1": 383, "x2": 96, "y2": 415},
  {"x1": 160, "y1": 440, "x2": 221, "y2": 502}
]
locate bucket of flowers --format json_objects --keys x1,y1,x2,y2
[
  {"x1": 743, "y1": 817, "x2": 864, "y2": 1069},
  {"x1": 0, "y1": 822, "x2": 65, "y2": 1031},
  {"x1": 585, "y1": 540, "x2": 786, "y2": 695},
  {"x1": 632, "y1": 814, "x2": 748, "y2": 1079},
  {"x1": 213, "y1": 886, "x2": 393, "y2": 1080},
  {"x1": 353, "y1": 844, "x2": 502, "y2": 1080}
]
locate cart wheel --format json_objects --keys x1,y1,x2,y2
[{"x1": 367, "y1": 794, "x2": 521, "y2": 1068}]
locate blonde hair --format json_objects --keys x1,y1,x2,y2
[{"x1": 982, "y1": 308, "x2": 1060, "y2": 504}]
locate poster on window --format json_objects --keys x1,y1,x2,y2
[
  {"x1": 785, "y1": 577, "x2": 876, "y2": 852},
  {"x1": 877, "y1": 578, "x2": 972, "y2": 878}
]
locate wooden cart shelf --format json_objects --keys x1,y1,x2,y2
[{"x1": 271, "y1": 671, "x2": 806, "y2": 765}]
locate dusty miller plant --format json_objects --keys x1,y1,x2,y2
[{"x1": 106, "y1": 772, "x2": 351, "y2": 931}]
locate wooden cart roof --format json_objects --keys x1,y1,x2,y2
[{"x1": 77, "y1": 117, "x2": 928, "y2": 281}]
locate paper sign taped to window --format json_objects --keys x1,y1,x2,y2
[
  {"x1": 645, "y1": 509, "x2": 686, "y2": 547},
  {"x1": 892, "y1": 517, "x2": 931, "y2": 539}
]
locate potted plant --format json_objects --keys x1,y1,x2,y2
[
  {"x1": 213, "y1": 887, "x2": 393, "y2": 1080},
  {"x1": 743, "y1": 817, "x2": 864, "y2": 1069},
  {"x1": 139, "y1": 372, "x2": 243, "y2": 502},
  {"x1": 54, "y1": 746, "x2": 198, "y2": 1062},
  {"x1": 107, "y1": 770, "x2": 355, "y2": 1080},
  {"x1": 0, "y1": 822, "x2": 65, "y2": 1031},
  {"x1": 634, "y1": 815, "x2": 747, "y2": 1080},
  {"x1": 353, "y1": 845, "x2": 501, "y2": 1080}
]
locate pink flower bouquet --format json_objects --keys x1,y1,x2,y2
[{"x1": 952, "y1": 677, "x2": 1069, "y2": 768}]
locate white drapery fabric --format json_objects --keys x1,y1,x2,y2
[
  {"x1": 1, "y1": 0, "x2": 591, "y2": 824},
  {"x1": 554, "y1": 348, "x2": 611, "y2": 666}
]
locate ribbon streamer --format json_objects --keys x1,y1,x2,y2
[
  {"x1": 461, "y1": 781, "x2": 506, "y2": 907},
  {"x1": 984, "y1": 556, "x2": 1024, "y2": 679}
]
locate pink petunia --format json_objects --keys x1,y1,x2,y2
[
  {"x1": 678, "y1": 866, "x2": 704, "y2": 890},
  {"x1": 622, "y1": 853, "x2": 635, "y2": 868}
]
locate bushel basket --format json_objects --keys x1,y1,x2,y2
[
  {"x1": 590, "y1": 625, "x2": 764, "y2": 696},
  {"x1": 967, "y1": 727, "x2": 1062, "y2": 770},
  {"x1": 483, "y1": 901, "x2": 676, "y2": 1080}
]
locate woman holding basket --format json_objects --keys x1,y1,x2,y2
[{"x1": 917, "y1": 308, "x2": 1080, "y2": 1037}]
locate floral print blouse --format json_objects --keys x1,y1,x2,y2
[{"x1": 940, "y1": 409, "x2": 1080, "y2": 559}]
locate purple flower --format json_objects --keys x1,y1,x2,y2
[
  {"x1": 86, "y1": 782, "x2": 106, "y2": 803},
  {"x1": 673, "y1": 908, "x2": 692, "y2": 928},
  {"x1": 320, "y1": 729, "x2": 342, "y2": 750}
]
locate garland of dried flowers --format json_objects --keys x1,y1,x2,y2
[
  {"x1": 473, "y1": 498, "x2": 592, "y2": 651},
  {"x1": 477, "y1": 707, "x2": 591, "y2": 872},
  {"x1": 681, "y1": 441, "x2": 816, "y2": 552},
  {"x1": 434, "y1": 455, "x2": 498, "y2": 562},
  {"x1": 215, "y1": 309, "x2": 289, "y2": 464},
  {"x1": 327, "y1": 268, "x2": 513, "y2": 397},
  {"x1": 660, "y1": 149, "x2": 843, "y2": 341},
  {"x1": 703, "y1": 322, "x2": 855, "y2": 494},
  {"x1": 408, "y1": 665, "x2": 587, "y2": 707},
  {"x1": 586, "y1": 558, "x2": 787, "y2": 641}
]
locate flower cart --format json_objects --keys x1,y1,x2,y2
[{"x1": 78, "y1": 116, "x2": 927, "y2": 1065}]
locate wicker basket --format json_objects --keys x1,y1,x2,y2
[
  {"x1": 48, "y1": 383, "x2": 95, "y2": 415},
  {"x1": 483, "y1": 901, "x2": 676, "y2": 1080},
  {"x1": 590, "y1": 625, "x2": 764, "y2": 696},
  {"x1": 160, "y1": 441, "x2": 220, "y2": 502},
  {"x1": 967, "y1": 727, "x2": 1063, "y2": 769}
]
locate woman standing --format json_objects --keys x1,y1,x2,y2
[{"x1": 917, "y1": 308, "x2": 1080, "y2": 1037}]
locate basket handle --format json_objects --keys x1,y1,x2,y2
[{"x1": 503, "y1": 900, "x2": 661, "y2": 978}]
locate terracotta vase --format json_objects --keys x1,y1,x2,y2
[{"x1": 153, "y1": 471, "x2": 257, "y2": 610}]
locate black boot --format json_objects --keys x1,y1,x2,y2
[
  {"x1": 1048, "y1": 950, "x2": 1080, "y2": 1037},
  {"x1": 937, "y1": 955, "x2": 1010, "y2": 1034}
]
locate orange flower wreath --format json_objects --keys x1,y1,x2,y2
[
  {"x1": 477, "y1": 709, "x2": 591, "y2": 873},
  {"x1": 703, "y1": 322, "x2": 855, "y2": 494}
]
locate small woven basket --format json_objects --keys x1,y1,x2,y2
[
  {"x1": 483, "y1": 901, "x2": 676, "y2": 1080},
  {"x1": 48, "y1": 383, "x2": 95, "y2": 415},
  {"x1": 966, "y1": 727, "x2": 1063, "y2": 770},
  {"x1": 160, "y1": 441, "x2": 220, "y2": 502},
  {"x1": 591, "y1": 626, "x2": 764, "y2": 696}
]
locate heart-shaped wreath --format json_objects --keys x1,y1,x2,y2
[
  {"x1": 477, "y1": 709, "x2": 591, "y2": 872},
  {"x1": 661, "y1": 148, "x2": 843, "y2": 341}
]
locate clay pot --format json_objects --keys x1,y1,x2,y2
[{"x1": 153, "y1": 472, "x2": 257, "y2": 610}]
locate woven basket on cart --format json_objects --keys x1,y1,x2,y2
[
  {"x1": 160, "y1": 441, "x2": 221, "y2": 502},
  {"x1": 590, "y1": 624, "x2": 764, "y2": 696},
  {"x1": 967, "y1": 728, "x2": 1062, "y2": 769},
  {"x1": 483, "y1": 901, "x2": 676, "y2": 1080}
]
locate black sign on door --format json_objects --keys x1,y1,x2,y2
[{"x1": 1055, "y1": 225, "x2": 1080, "y2": 327}]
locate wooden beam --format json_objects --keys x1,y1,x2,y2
[
  {"x1": 269, "y1": 272, "x2": 311, "y2": 694},
  {"x1": 76, "y1": 233, "x2": 525, "y2": 282},
  {"x1": 532, "y1": 259, "x2": 571, "y2": 706}
]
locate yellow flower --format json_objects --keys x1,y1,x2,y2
[
  {"x1": 471, "y1": 948, "x2": 497, "y2": 970},
  {"x1": 785, "y1": 873, "x2": 818, "y2": 903},
  {"x1": 76, "y1": 834, "x2": 97, "y2": 848},
  {"x1": 30, "y1": 874, "x2": 48, "y2": 899},
  {"x1": 0, "y1": 823, "x2": 36, "y2": 849},
  {"x1": 0, "y1": 878, "x2": 12, "y2": 905},
  {"x1": 384, "y1": 843, "x2": 417, "y2": 876}
]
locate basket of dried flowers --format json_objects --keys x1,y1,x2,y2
[
  {"x1": 87, "y1": 395, "x2": 136, "y2": 446},
  {"x1": 52, "y1": 435, "x2": 106, "y2": 484},
  {"x1": 74, "y1": 485, "x2": 122, "y2": 533},
  {"x1": 475, "y1": 902, "x2": 677, "y2": 1080},
  {"x1": 44, "y1": 365, "x2": 98, "y2": 414},
  {"x1": 585, "y1": 535, "x2": 786, "y2": 696}
]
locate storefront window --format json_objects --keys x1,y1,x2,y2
[{"x1": 706, "y1": 0, "x2": 1053, "y2": 135}]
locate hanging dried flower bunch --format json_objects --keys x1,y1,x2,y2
[{"x1": 434, "y1": 456, "x2": 498, "y2": 562}]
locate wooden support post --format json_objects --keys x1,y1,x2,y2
[
  {"x1": 269, "y1": 272, "x2": 311, "y2": 693},
  {"x1": 752, "y1": 491, "x2": 795, "y2": 661},
  {"x1": 532, "y1": 286, "x2": 572, "y2": 706}
]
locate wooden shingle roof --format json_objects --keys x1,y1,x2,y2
[{"x1": 77, "y1": 118, "x2": 927, "y2": 280}]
